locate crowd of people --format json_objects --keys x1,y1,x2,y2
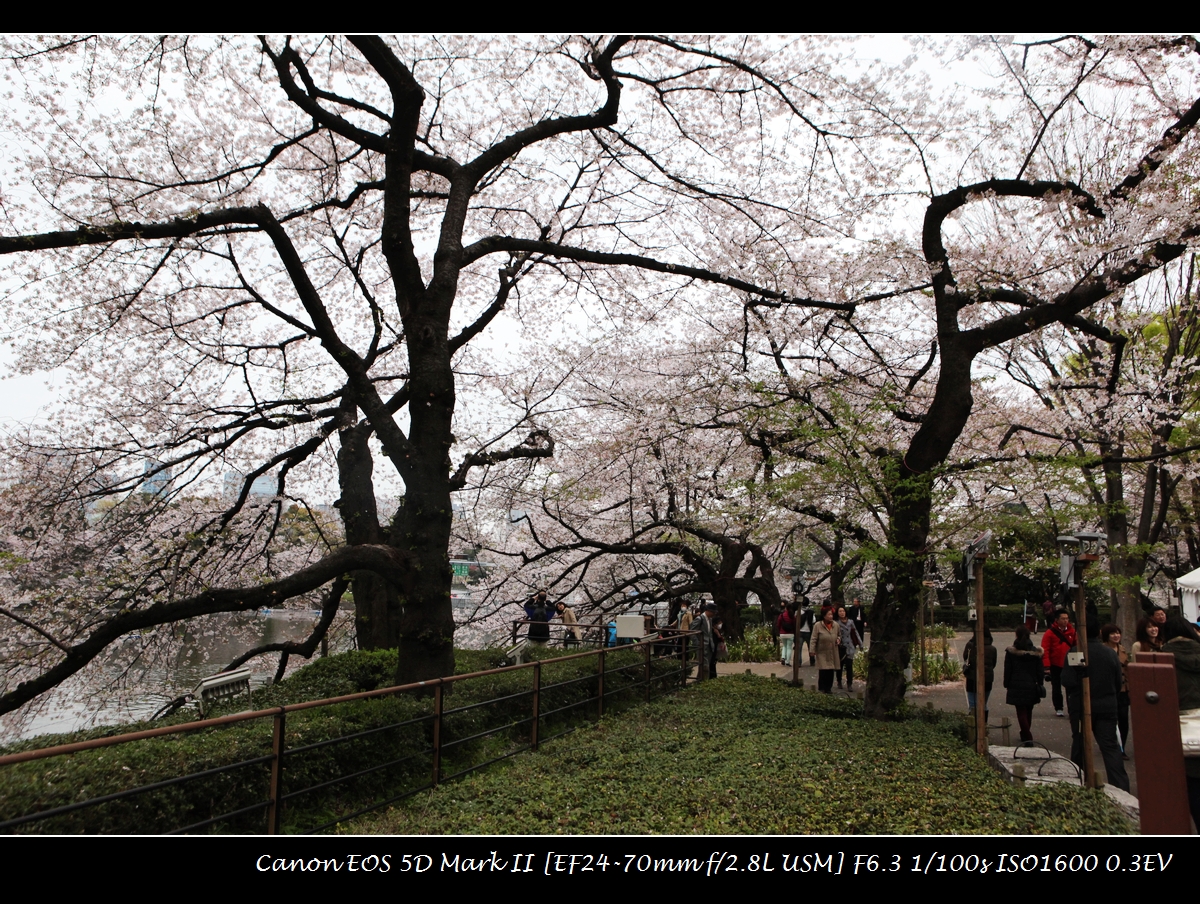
[
  {"x1": 963, "y1": 600, "x2": 1200, "y2": 813},
  {"x1": 776, "y1": 600, "x2": 866, "y2": 694},
  {"x1": 519, "y1": 584, "x2": 1200, "y2": 826},
  {"x1": 527, "y1": 584, "x2": 1200, "y2": 811}
]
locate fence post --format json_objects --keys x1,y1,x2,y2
[
  {"x1": 532, "y1": 660, "x2": 541, "y2": 751},
  {"x1": 598, "y1": 649, "x2": 605, "y2": 718},
  {"x1": 645, "y1": 640, "x2": 652, "y2": 702},
  {"x1": 1128, "y1": 653, "x2": 1192, "y2": 834},
  {"x1": 681, "y1": 632, "x2": 689, "y2": 687},
  {"x1": 267, "y1": 709, "x2": 286, "y2": 835},
  {"x1": 431, "y1": 681, "x2": 443, "y2": 788}
]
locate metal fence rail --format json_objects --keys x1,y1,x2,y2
[{"x1": 0, "y1": 631, "x2": 696, "y2": 835}]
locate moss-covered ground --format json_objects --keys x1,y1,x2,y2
[{"x1": 355, "y1": 674, "x2": 1133, "y2": 835}]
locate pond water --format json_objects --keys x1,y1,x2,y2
[{"x1": 3, "y1": 609, "x2": 353, "y2": 743}]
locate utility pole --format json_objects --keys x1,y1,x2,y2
[{"x1": 973, "y1": 555, "x2": 987, "y2": 755}]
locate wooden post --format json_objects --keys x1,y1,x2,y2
[
  {"x1": 681, "y1": 631, "x2": 690, "y2": 688},
  {"x1": 267, "y1": 709, "x2": 285, "y2": 835},
  {"x1": 597, "y1": 649, "x2": 605, "y2": 718},
  {"x1": 531, "y1": 660, "x2": 541, "y2": 751},
  {"x1": 431, "y1": 681, "x2": 443, "y2": 788},
  {"x1": 1128, "y1": 652, "x2": 1192, "y2": 834},
  {"x1": 974, "y1": 557, "x2": 987, "y2": 755}
]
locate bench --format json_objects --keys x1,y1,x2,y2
[{"x1": 193, "y1": 667, "x2": 253, "y2": 715}]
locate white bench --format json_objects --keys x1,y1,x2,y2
[{"x1": 193, "y1": 667, "x2": 253, "y2": 715}]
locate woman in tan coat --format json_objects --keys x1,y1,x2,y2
[{"x1": 811, "y1": 608, "x2": 842, "y2": 694}]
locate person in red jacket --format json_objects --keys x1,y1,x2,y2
[{"x1": 1041, "y1": 609, "x2": 1076, "y2": 717}]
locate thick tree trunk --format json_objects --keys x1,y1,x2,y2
[
  {"x1": 1099, "y1": 456, "x2": 1143, "y2": 646},
  {"x1": 390, "y1": 303, "x2": 457, "y2": 686},
  {"x1": 712, "y1": 582, "x2": 745, "y2": 643},
  {"x1": 863, "y1": 461, "x2": 933, "y2": 718},
  {"x1": 863, "y1": 330, "x2": 976, "y2": 718},
  {"x1": 337, "y1": 421, "x2": 407, "y2": 650}
]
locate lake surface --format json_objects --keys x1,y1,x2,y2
[{"x1": 3, "y1": 609, "x2": 352, "y2": 742}]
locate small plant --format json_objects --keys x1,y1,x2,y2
[
  {"x1": 853, "y1": 640, "x2": 962, "y2": 684},
  {"x1": 726, "y1": 624, "x2": 777, "y2": 662}
]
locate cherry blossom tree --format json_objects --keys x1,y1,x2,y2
[
  {"x1": 698, "y1": 35, "x2": 1200, "y2": 715},
  {"x1": 0, "y1": 35, "x2": 870, "y2": 717},
  {"x1": 482, "y1": 345, "x2": 793, "y2": 640},
  {"x1": 999, "y1": 255, "x2": 1200, "y2": 639},
  {"x1": 3, "y1": 35, "x2": 1199, "y2": 726}
]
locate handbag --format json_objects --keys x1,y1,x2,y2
[
  {"x1": 1181, "y1": 709, "x2": 1200, "y2": 756},
  {"x1": 716, "y1": 640, "x2": 728, "y2": 661}
]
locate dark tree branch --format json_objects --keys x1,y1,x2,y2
[
  {"x1": 0, "y1": 545, "x2": 410, "y2": 717},
  {"x1": 448, "y1": 430, "x2": 555, "y2": 491},
  {"x1": 223, "y1": 576, "x2": 349, "y2": 672},
  {"x1": 459, "y1": 236, "x2": 857, "y2": 312}
]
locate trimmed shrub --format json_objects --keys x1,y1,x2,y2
[{"x1": 0, "y1": 644, "x2": 682, "y2": 834}]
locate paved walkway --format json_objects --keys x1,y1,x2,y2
[{"x1": 716, "y1": 629, "x2": 1139, "y2": 798}]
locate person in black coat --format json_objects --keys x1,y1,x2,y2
[
  {"x1": 1004, "y1": 625, "x2": 1045, "y2": 742},
  {"x1": 964, "y1": 629, "x2": 997, "y2": 720},
  {"x1": 1061, "y1": 619, "x2": 1130, "y2": 792},
  {"x1": 524, "y1": 589, "x2": 553, "y2": 644}
]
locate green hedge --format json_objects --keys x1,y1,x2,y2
[
  {"x1": 0, "y1": 645, "x2": 681, "y2": 834},
  {"x1": 929, "y1": 606, "x2": 1114, "y2": 629}
]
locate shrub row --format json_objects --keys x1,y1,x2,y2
[
  {"x1": 931, "y1": 606, "x2": 1113, "y2": 629},
  {"x1": 0, "y1": 644, "x2": 683, "y2": 834}
]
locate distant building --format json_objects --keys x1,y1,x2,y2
[
  {"x1": 141, "y1": 460, "x2": 174, "y2": 497},
  {"x1": 223, "y1": 470, "x2": 277, "y2": 503},
  {"x1": 450, "y1": 554, "x2": 496, "y2": 610}
]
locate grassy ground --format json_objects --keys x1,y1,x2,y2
[{"x1": 354, "y1": 675, "x2": 1133, "y2": 835}]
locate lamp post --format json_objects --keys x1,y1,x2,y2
[
  {"x1": 965, "y1": 531, "x2": 992, "y2": 755},
  {"x1": 1059, "y1": 530, "x2": 1104, "y2": 789},
  {"x1": 791, "y1": 571, "x2": 803, "y2": 687}
]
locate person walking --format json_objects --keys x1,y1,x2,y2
[
  {"x1": 777, "y1": 603, "x2": 796, "y2": 667},
  {"x1": 964, "y1": 628, "x2": 997, "y2": 721},
  {"x1": 810, "y1": 608, "x2": 842, "y2": 694},
  {"x1": 797, "y1": 603, "x2": 815, "y2": 666},
  {"x1": 695, "y1": 603, "x2": 719, "y2": 680},
  {"x1": 1101, "y1": 624, "x2": 1130, "y2": 754},
  {"x1": 1041, "y1": 609, "x2": 1076, "y2": 717},
  {"x1": 1004, "y1": 626, "x2": 1045, "y2": 742},
  {"x1": 845, "y1": 597, "x2": 867, "y2": 647},
  {"x1": 1041, "y1": 597, "x2": 1055, "y2": 631},
  {"x1": 836, "y1": 606, "x2": 863, "y2": 690}
]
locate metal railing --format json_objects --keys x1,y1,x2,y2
[{"x1": 0, "y1": 631, "x2": 696, "y2": 835}]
